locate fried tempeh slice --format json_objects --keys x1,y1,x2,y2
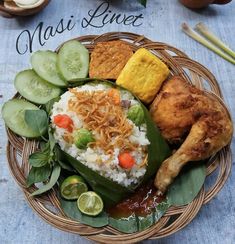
[{"x1": 89, "y1": 41, "x2": 133, "y2": 79}]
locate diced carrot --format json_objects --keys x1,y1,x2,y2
[
  {"x1": 108, "y1": 88, "x2": 120, "y2": 105},
  {"x1": 118, "y1": 152, "x2": 135, "y2": 169},
  {"x1": 54, "y1": 114, "x2": 74, "y2": 132}
]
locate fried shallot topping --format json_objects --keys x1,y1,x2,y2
[{"x1": 68, "y1": 88, "x2": 136, "y2": 153}]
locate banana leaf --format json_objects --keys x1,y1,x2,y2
[
  {"x1": 59, "y1": 161, "x2": 206, "y2": 232},
  {"x1": 59, "y1": 160, "x2": 206, "y2": 232},
  {"x1": 140, "y1": 104, "x2": 171, "y2": 182},
  {"x1": 108, "y1": 201, "x2": 169, "y2": 233},
  {"x1": 106, "y1": 161, "x2": 206, "y2": 232},
  {"x1": 56, "y1": 80, "x2": 171, "y2": 206},
  {"x1": 59, "y1": 194, "x2": 169, "y2": 231},
  {"x1": 60, "y1": 197, "x2": 109, "y2": 227},
  {"x1": 167, "y1": 162, "x2": 206, "y2": 206}
]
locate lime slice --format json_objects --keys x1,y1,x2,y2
[
  {"x1": 60, "y1": 175, "x2": 88, "y2": 200},
  {"x1": 77, "y1": 191, "x2": 104, "y2": 216}
]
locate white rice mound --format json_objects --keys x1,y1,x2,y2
[{"x1": 51, "y1": 84, "x2": 150, "y2": 187}]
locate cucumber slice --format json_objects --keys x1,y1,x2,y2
[
  {"x1": 58, "y1": 40, "x2": 89, "y2": 81},
  {"x1": 2, "y1": 99, "x2": 41, "y2": 138},
  {"x1": 14, "y1": 69, "x2": 61, "y2": 105},
  {"x1": 31, "y1": 51, "x2": 67, "y2": 87}
]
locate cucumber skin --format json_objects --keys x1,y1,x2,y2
[
  {"x1": 14, "y1": 69, "x2": 62, "y2": 105},
  {"x1": 58, "y1": 40, "x2": 89, "y2": 81},
  {"x1": 2, "y1": 99, "x2": 41, "y2": 138},
  {"x1": 31, "y1": 50, "x2": 67, "y2": 87}
]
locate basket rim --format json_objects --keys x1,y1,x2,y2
[{"x1": 5, "y1": 32, "x2": 233, "y2": 243}]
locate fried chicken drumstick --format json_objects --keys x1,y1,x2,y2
[{"x1": 150, "y1": 76, "x2": 233, "y2": 194}]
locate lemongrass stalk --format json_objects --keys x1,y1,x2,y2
[
  {"x1": 182, "y1": 23, "x2": 235, "y2": 65},
  {"x1": 195, "y1": 22, "x2": 235, "y2": 59}
]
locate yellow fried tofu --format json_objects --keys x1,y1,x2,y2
[{"x1": 116, "y1": 48, "x2": 170, "y2": 103}]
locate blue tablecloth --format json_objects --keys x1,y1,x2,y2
[{"x1": 0, "y1": 0, "x2": 234, "y2": 243}]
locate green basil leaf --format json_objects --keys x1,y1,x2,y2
[
  {"x1": 167, "y1": 162, "x2": 206, "y2": 206},
  {"x1": 40, "y1": 141, "x2": 47, "y2": 150},
  {"x1": 26, "y1": 165, "x2": 52, "y2": 187},
  {"x1": 29, "y1": 150, "x2": 50, "y2": 167},
  {"x1": 31, "y1": 164, "x2": 61, "y2": 196},
  {"x1": 25, "y1": 109, "x2": 48, "y2": 136},
  {"x1": 60, "y1": 198, "x2": 109, "y2": 227}
]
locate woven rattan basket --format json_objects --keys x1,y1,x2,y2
[{"x1": 6, "y1": 32, "x2": 232, "y2": 243}]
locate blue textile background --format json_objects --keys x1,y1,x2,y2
[{"x1": 0, "y1": 0, "x2": 234, "y2": 243}]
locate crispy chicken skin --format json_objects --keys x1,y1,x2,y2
[{"x1": 150, "y1": 76, "x2": 233, "y2": 194}]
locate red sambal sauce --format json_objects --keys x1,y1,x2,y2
[{"x1": 107, "y1": 181, "x2": 165, "y2": 218}]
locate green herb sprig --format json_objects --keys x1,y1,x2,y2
[
  {"x1": 138, "y1": 0, "x2": 147, "y2": 7},
  {"x1": 25, "y1": 107, "x2": 62, "y2": 196}
]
